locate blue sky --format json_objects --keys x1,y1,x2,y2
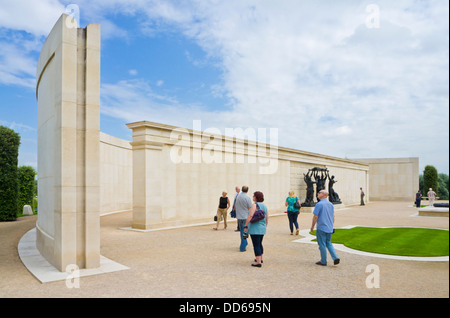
[{"x1": 0, "y1": 0, "x2": 449, "y2": 174}]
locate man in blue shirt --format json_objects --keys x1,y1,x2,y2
[{"x1": 310, "y1": 190, "x2": 340, "y2": 266}]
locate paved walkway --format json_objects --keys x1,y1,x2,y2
[{"x1": 0, "y1": 201, "x2": 448, "y2": 298}]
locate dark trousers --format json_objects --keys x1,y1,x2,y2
[
  {"x1": 287, "y1": 212, "x2": 299, "y2": 233},
  {"x1": 250, "y1": 234, "x2": 264, "y2": 257}
]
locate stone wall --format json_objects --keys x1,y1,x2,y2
[
  {"x1": 353, "y1": 158, "x2": 419, "y2": 201},
  {"x1": 36, "y1": 14, "x2": 101, "y2": 271},
  {"x1": 100, "y1": 132, "x2": 133, "y2": 215},
  {"x1": 126, "y1": 121, "x2": 369, "y2": 230}
]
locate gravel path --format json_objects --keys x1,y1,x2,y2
[{"x1": 0, "y1": 201, "x2": 448, "y2": 298}]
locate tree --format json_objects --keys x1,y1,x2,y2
[
  {"x1": 17, "y1": 166, "x2": 37, "y2": 215},
  {"x1": 0, "y1": 126, "x2": 21, "y2": 221},
  {"x1": 419, "y1": 174, "x2": 424, "y2": 193},
  {"x1": 423, "y1": 165, "x2": 439, "y2": 197},
  {"x1": 438, "y1": 173, "x2": 449, "y2": 200}
]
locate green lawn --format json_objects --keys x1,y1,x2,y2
[{"x1": 312, "y1": 227, "x2": 449, "y2": 257}]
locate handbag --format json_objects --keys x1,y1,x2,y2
[
  {"x1": 294, "y1": 198, "x2": 301, "y2": 210},
  {"x1": 250, "y1": 203, "x2": 265, "y2": 223},
  {"x1": 230, "y1": 210, "x2": 236, "y2": 218}
]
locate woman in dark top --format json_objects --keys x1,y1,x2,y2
[{"x1": 214, "y1": 191, "x2": 230, "y2": 230}]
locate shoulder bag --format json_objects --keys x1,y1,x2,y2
[{"x1": 250, "y1": 203, "x2": 265, "y2": 223}]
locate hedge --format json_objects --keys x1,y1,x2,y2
[
  {"x1": 17, "y1": 165, "x2": 36, "y2": 215},
  {"x1": 0, "y1": 126, "x2": 21, "y2": 221}
]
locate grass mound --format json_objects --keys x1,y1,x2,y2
[{"x1": 312, "y1": 227, "x2": 449, "y2": 257}]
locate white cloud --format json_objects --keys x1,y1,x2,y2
[
  {"x1": 326, "y1": 126, "x2": 352, "y2": 137},
  {"x1": 0, "y1": 120, "x2": 35, "y2": 132},
  {"x1": 100, "y1": 79, "x2": 194, "y2": 126},
  {"x1": 0, "y1": 0, "x2": 65, "y2": 36},
  {"x1": 112, "y1": 0, "x2": 447, "y2": 171},
  {"x1": 0, "y1": 0, "x2": 66, "y2": 89},
  {"x1": 0, "y1": 0, "x2": 448, "y2": 172},
  {"x1": 0, "y1": 40, "x2": 37, "y2": 88}
]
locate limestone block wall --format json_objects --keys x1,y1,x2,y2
[
  {"x1": 126, "y1": 121, "x2": 290, "y2": 229},
  {"x1": 36, "y1": 14, "x2": 101, "y2": 271},
  {"x1": 172, "y1": 161, "x2": 290, "y2": 223},
  {"x1": 99, "y1": 132, "x2": 133, "y2": 215},
  {"x1": 353, "y1": 158, "x2": 419, "y2": 201},
  {"x1": 100, "y1": 123, "x2": 369, "y2": 227},
  {"x1": 126, "y1": 121, "x2": 369, "y2": 230}
]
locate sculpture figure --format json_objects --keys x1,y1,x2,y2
[
  {"x1": 313, "y1": 168, "x2": 327, "y2": 202},
  {"x1": 303, "y1": 170, "x2": 317, "y2": 206},
  {"x1": 302, "y1": 167, "x2": 342, "y2": 206},
  {"x1": 327, "y1": 174, "x2": 342, "y2": 204}
]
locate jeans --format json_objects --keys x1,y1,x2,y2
[
  {"x1": 250, "y1": 234, "x2": 264, "y2": 257},
  {"x1": 238, "y1": 219, "x2": 248, "y2": 251},
  {"x1": 316, "y1": 230, "x2": 339, "y2": 265},
  {"x1": 287, "y1": 212, "x2": 299, "y2": 233}
]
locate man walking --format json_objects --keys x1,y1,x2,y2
[
  {"x1": 310, "y1": 190, "x2": 340, "y2": 266},
  {"x1": 235, "y1": 186, "x2": 252, "y2": 252},
  {"x1": 427, "y1": 188, "x2": 437, "y2": 207}
]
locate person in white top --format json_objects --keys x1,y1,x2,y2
[{"x1": 427, "y1": 188, "x2": 437, "y2": 207}]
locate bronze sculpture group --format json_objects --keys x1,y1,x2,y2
[{"x1": 303, "y1": 167, "x2": 342, "y2": 207}]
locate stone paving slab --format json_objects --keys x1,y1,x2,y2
[
  {"x1": 0, "y1": 201, "x2": 448, "y2": 298},
  {"x1": 18, "y1": 228, "x2": 129, "y2": 283}
]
